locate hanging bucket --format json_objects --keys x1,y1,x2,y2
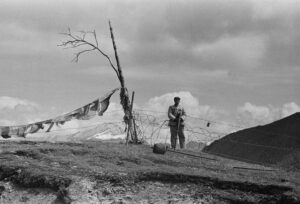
[{"x1": 153, "y1": 143, "x2": 168, "y2": 154}]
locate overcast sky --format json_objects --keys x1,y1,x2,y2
[{"x1": 0, "y1": 0, "x2": 299, "y2": 129}]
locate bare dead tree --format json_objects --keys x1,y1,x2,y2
[{"x1": 58, "y1": 21, "x2": 138, "y2": 144}]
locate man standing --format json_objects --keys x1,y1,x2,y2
[{"x1": 168, "y1": 97, "x2": 186, "y2": 149}]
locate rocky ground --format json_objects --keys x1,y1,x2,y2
[{"x1": 0, "y1": 140, "x2": 299, "y2": 203}]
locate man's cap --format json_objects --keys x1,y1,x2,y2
[{"x1": 174, "y1": 96, "x2": 181, "y2": 101}]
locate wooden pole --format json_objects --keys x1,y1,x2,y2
[
  {"x1": 109, "y1": 20, "x2": 124, "y2": 86},
  {"x1": 125, "y1": 91, "x2": 137, "y2": 145},
  {"x1": 130, "y1": 91, "x2": 135, "y2": 114},
  {"x1": 108, "y1": 20, "x2": 130, "y2": 116},
  {"x1": 130, "y1": 91, "x2": 138, "y2": 143},
  {"x1": 126, "y1": 123, "x2": 130, "y2": 145}
]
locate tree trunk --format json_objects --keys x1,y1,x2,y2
[{"x1": 109, "y1": 21, "x2": 137, "y2": 143}]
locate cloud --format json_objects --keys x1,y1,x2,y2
[
  {"x1": 281, "y1": 102, "x2": 300, "y2": 118},
  {"x1": 237, "y1": 102, "x2": 300, "y2": 126},
  {"x1": 0, "y1": 96, "x2": 41, "y2": 125},
  {"x1": 194, "y1": 35, "x2": 266, "y2": 71},
  {"x1": 174, "y1": 0, "x2": 253, "y2": 41},
  {"x1": 237, "y1": 102, "x2": 276, "y2": 126},
  {"x1": 252, "y1": 0, "x2": 299, "y2": 20},
  {"x1": 126, "y1": 0, "x2": 254, "y2": 70},
  {"x1": 0, "y1": 96, "x2": 38, "y2": 110},
  {"x1": 0, "y1": 0, "x2": 298, "y2": 71},
  {"x1": 0, "y1": 119, "x2": 16, "y2": 126},
  {"x1": 143, "y1": 91, "x2": 222, "y2": 119},
  {"x1": 0, "y1": 96, "x2": 53, "y2": 125},
  {"x1": 249, "y1": 0, "x2": 300, "y2": 68},
  {"x1": 120, "y1": 0, "x2": 299, "y2": 79}
]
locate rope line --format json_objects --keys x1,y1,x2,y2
[
  {"x1": 134, "y1": 109, "x2": 246, "y2": 129},
  {"x1": 40, "y1": 121, "x2": 124, "y2": 133}
]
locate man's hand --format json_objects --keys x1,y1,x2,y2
[{"x1": 175, "y1": 115, "x2": 184, "y2": 122}]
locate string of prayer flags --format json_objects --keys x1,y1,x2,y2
[{"x1": 0, "y1": 88, "x2": 119, "y2": 139}]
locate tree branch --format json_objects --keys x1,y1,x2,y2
[
  {"x1": 72, "y1": 48, "x2": 96, "y2": 62},
  {"x1": 58, "y1": 29, "x2": 120, "y2": 79}
]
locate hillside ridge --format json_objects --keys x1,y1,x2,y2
[{"x1": 203, "y1": 112, "x2": 300, "y2": 168}]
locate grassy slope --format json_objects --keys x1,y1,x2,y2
[
  {"x1": 203, "y1": 113, "x2": 300, "y2": 168},
  {"x1": 0, "y1": 140, "x2": 299, "y2": 203}
]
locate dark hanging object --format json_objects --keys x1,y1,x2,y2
[{"x1": 206, "y1": 122, "x2": 210, "y2": 127}]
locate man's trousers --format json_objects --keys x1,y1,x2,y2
[{"x1": 170, "y1": 125, "x2": 185, "y2": 149}]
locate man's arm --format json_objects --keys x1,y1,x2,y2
[
  {"x1": 168, "y1": 106, "x2": 176, "y2": 120},
  {"x1": 181, "y1": 108, "x2": 186, "y2": 120}
]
